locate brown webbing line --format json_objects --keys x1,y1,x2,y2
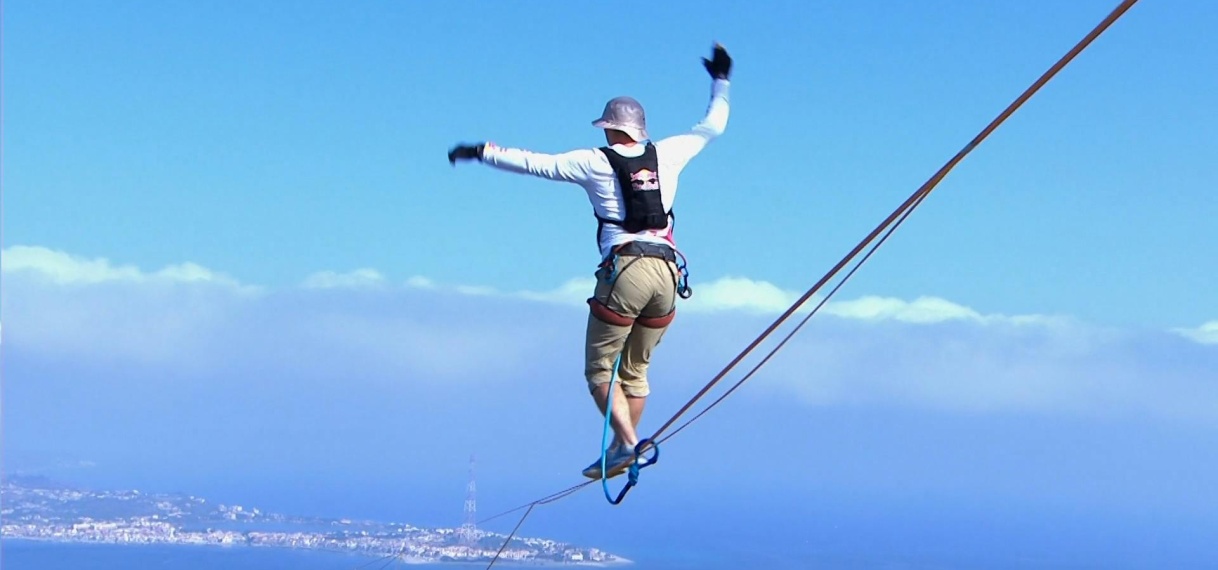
[
  {"x1": 476, "y1": 2, "x2": 1141, "y2": 567},
  {"x1": 647, "y1": 0, "x2": 1141, "y2": 444}
]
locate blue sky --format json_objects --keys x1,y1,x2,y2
[
  {"x1": 4, "y1": 0, "x2": 1218, "y2": 567},
  {"x1": 5, "y1": 0, "x2": 1216, "y2": 328}
]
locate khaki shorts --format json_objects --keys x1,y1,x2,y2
[{"x1": 585, "y1": 254, "x2": 680, "y2": 398}]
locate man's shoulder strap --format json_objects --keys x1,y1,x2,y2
[{"x1": 598, "y1": 143, "x2": 658, "y2": 161}]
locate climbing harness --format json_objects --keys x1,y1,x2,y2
[
  {"x1": 593, "y1": 142, "x2": 688, "y2": 296},
  {"x1": 462, "y1": 2, "x2": 1144, "y2": 568},
  {"x1": 589, "y1": 240, "x2": 688, "y2": 327}
]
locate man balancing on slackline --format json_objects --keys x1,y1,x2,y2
[{"x1": 447, "y1": 43, "x2": 733, "y2": 479}]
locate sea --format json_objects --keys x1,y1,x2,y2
[
  {"x1": 6, "y1": 485, "x2": 1218, "y2": 570},
  {"x1": 4, "y1": 541, "x2": 658, "y2": 570},
  {"x1": 6, "y1": 534, "x2": 1218, "y2": 570}
]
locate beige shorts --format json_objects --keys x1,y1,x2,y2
[{"x1": 585, "y1": 254, "x2": 680, "y2": 398}]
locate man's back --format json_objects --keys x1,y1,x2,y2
[{"x1": 479, "y1": 77, "x2": 731, "y2": 258}]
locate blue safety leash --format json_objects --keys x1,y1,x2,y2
[{"x1": 599, "y1": 354, "x2": 659, "y2": 505}]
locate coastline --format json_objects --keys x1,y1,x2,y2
[
  {"x1": 1, "y1": 478, "x2": 631, "y2": 567},
  {"x1": 0, "y1": 537, "x2": 634, "y2": 567}
]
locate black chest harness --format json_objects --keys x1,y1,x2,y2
[{"x1": 596, "y1": 143, "x2": 673, "y2": 239}]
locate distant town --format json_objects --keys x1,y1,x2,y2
[{"x1": 0, "y1": 476, "x2": 628, "y2": 566}]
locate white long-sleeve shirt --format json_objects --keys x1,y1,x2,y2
[{"x1": 481, "y1": 78, "x2": 731, "y2": 260}]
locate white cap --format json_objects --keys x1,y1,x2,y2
[{"x1": 591, "y1": 96, "x2": 649, "y2": 142}]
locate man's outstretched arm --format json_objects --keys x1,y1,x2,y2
[
  {"x1": 657, "y1": 44, "x2": 733, "y2": 169},
  {"x1": 448, "y1": 141, "x2": 597, "y2": 184}
]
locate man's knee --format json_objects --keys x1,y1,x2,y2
[
  {"x1": 584, "y1": 371, "x2": 648, "y2": 398},
  {"x1": 585, "y1": 369, "x2": 615, "y2": 395},
  {"x1": 617, "y1": 371, "x2": 651, "y2": 398},
  {"x1": 585, "y1": 310, "x2": 631, "y2": 393}
]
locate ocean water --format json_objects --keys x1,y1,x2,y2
[
  {"x1": 0, "y1": 541, "x2": 727, "y2": 570},
  {"x1": 7, "y1": 532, "x2": 1218, "y2": 570},
  {"x1": 1, "y1": 541, "x2": 460, "y2": 570},
  {"x1": 6, "y1": 481, "x2": 1218, "y2": 570},
  {"x1": 0, "y1": 539, "x2": 985, "y2": 570},
  {"x1": 0, "y1": 538, "x2": 1027, "y2": 570},
  {"x1": 2, "y1": 541, "x2": 375, "y2": 570}
]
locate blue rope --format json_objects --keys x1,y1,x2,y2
[
  {"x1": 599, "y1": 354, "x2": 624, "y2": 503},
  {"x1": 599, "y1": 353, "x2": 659, "y2": 505}
]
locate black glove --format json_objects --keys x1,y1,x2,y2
[
  {"x1": 447, "y1": 143, "x2": 485, "y2": 165},
  {"x1": 702, "y1": 43, "x2": 732, "y2": 80}
]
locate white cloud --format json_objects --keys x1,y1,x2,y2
[
  {"x1": 743, "y1": 318, "x2": 1218, "y2": 425},
  {"x1": 4, "y1": 244, "x2": 1215, "y2": 426},
  {"x1": 1, "y1": 245, "x2": 262, "y2": 367},
  {"x1": 302, "y1": 268, "x2": 387, "y2": 290},
  {"x1": 0, "y1": 246, "x2": 1174, "y2": 348},
  {"x1": 823, "y1": 295, "x2": 982, "y2": 323},
  {"x1": 505, "y1": 276, "x2": 1066, "y2": 330},
  {"x1": 455, "y1": 284, "x2": 497, "y2": 296},
  {"x1": 680, "y1": 276, "x2": 805, "y2": 314},
  {"x1": 451, "y1": 273, "x2": 1057, "y2": 329},
  {"x1": 515, "y1": 277, "x2": 596, "y2": 307},
  {"x1": 391, "y1": 274, "x2": 813, "y2": 315},
  {"x1": 2, "y1": 245, "x2": 256, "y2": 293},
  {"x1": 2, "y1": 279, "x2": 241, "y2": 369},
  {"x1": 308, "y1": 269, "x2": 1073, "y2": 330},
  {"x1": 1173, "y1": 321, "x2": 1218, "y2": 345},
  {"x1": 405, "y1": 276, "x2": 437, "y2": 289},
  {"x1": 0, "y1": 245, "x2": 1153, "y2": 338},
  {"x1": 3, "y1": 245, "x2": 142, "y2": 283}
]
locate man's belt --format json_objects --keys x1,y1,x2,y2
[{"x1": 613, "y1": 240, "x2": 677, "y2": 262}]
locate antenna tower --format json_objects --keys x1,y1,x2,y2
[{"x1": 458, "y1": 454, "x2": 478, "y2": 546}]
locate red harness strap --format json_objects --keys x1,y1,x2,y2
[
  {"x1": 637, "y1": 310, "x2": 675, "y2": 328},
  {"x1": 587, "y1": 298, "x2": 634, "y2": 327},
  {"x1": 587, "y1": 298, "x2": 676, "y2": 329}
]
